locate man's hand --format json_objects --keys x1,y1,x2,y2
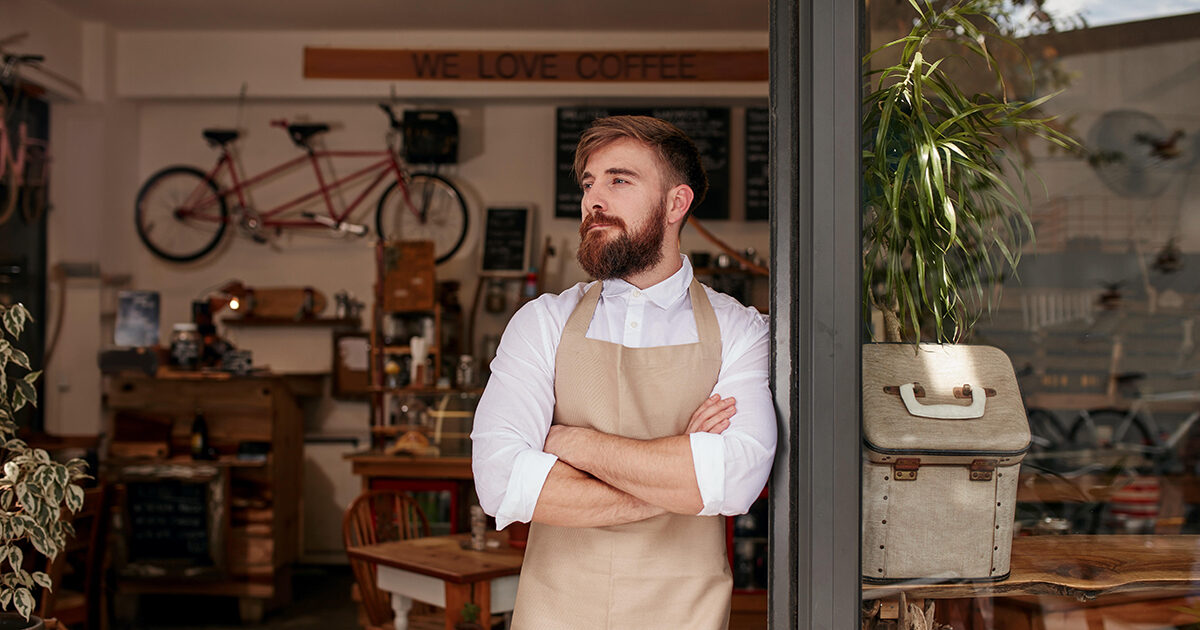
[
  {"x1": 685, "y1": 394, "x2": 737, "y2": 434},
  {"x1": 543, "y1": 424, "x2": 580, "y2": 461}
]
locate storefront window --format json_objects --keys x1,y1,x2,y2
[{"x1": 861, "y1": 1, "x2": 1200, "y2": 627}]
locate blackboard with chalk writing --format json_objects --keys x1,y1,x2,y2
[
  {"x1": 127, "y1": 480, "x2": 213, "y2": 563},
  {"x1": 744, "y1": 107, "x2": 770, "y2": 222},
  {"x1": 481, "y1": 206, "x2": 532, "y2": 275},
  {"x1": 555, "y1": 107, "x2": 730, "y2": 220}
]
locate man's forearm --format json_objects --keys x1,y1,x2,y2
[
  {"x1": 531, "y1": 460, "x2": 667, "y2": 527},
  {"x1": 548, "y1": 428, "x2": 704, "y2": 515}
]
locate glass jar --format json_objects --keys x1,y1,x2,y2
[
  {"x1": 169, "y1": 323, "x2": 202, "y2": 370},
  {"x1": 456, "y1": 355, "x2": 476, "y2": 389}
]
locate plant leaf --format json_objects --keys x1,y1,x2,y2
[
  {"x1": 13, "y1": 587, "x2": 32, "y2": 620},
  {"x1": 31, "y1": 572, "x2": 51, "y2": 590}
]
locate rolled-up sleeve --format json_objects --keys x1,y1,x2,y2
[
  {"x1": 690, "y1": 308, "x2": 775, "y2": 516},
  {"x1": 471, "y1": 299, "x2": 561, "y2": 530}
]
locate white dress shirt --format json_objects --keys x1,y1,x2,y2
[{"x1": 471, "y1": 256, "x2": 776, "y2": 529}]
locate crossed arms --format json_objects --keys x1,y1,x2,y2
[
  {"x1": 533, "y1": 395, "x2": 736, "y2": 527},
  {"x1": 470, "y1": 293, "x2": 775, "y2": 531}
]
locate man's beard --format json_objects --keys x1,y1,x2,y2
[{"x1": 576, "y1": 200, "x2": 668, "y2": 281}]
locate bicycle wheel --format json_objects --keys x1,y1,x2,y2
[
  {"x1": 135, "y1": 166, "x2": 228, "y2": 262},
  {"x1": 1026, "y1": 407, "x2": 1068, "y2": 453},
  {"x1": 1069, "y1": 408, "x2": 1156, "y2": 449},
  {"x1": 375, "y1": 172, "x2": 468, "y2": 265}
]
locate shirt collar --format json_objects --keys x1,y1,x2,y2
[{"x1": 600, "y1": 254, "x2": 693, "y2": 309}]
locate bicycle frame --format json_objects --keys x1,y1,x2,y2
[{"x1": 188, "y1": 144, "x2": 407, "y2": 228}]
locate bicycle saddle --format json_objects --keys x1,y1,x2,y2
[
  {"x1": 202, "y1": 129, "x2": 241, "y2": 146},
  {"x1": 287, "y1": 123, "x2": 330, "y2": 148}
]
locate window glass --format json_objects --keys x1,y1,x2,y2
[{"x1": 862, "y1": 2, "x2": 1200, "y2": 626}]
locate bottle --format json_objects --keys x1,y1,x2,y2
[
  {"x1": 484, "y1": 280, "x2": 507, "y2": 313},
  {"x1": 170, "y1": 323, "x2": 201, "y2": 370},
  {"x1": 190, "y1": 410, "x2": 211, "y2": 460},
  {"x1": 522, "y1": 270, "x2": 538, "y2": 301}
]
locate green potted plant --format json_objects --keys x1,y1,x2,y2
[
  {"x1": 858, "y1": 0, "x2": 1083, "y2": 609},
  {"x1": 0, "y1": 304, "x2": 90, "y2": 629},
  {"x1": 862, "y1": 0, "x2": 1078, "y2": 343},
  {"x1": 454, "y1": 602, "x2": 483, "y2": 630}
]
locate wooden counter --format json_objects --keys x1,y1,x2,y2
[
  {"x1": 863, "y1": 535, "x2": 1200, "y2": 602},
  {"x1": 103, "y1": 373, "x2": 305, "y2": 623},
  {"x1": 345, "y1": 453, "x2": 474, "y2": 484}
]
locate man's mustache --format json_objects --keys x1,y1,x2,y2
[{"x1": 579, "y1": 213, "x2": 626, "y2": 239}]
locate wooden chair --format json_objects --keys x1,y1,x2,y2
[
  {"x1": 38, "y1": 484, "x2": 110, "y2": 630},
  {"x1": 343, "y1": 489, "x2": 433, "y2": 629}
]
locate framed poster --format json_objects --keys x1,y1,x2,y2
[{"x1": 480, "y1": 206, "x2": 533, "y2": 276}]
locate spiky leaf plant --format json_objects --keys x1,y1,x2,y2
[{"x1": 863, "y1": 0, "x2": 1078, "y2": 343}]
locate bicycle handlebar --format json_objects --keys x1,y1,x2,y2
[{"x1": 379, "y1": 103, "x2": 402, "y2": 130}]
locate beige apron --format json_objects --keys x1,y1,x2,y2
[{"x1": 511, "y1": 279, "x2": 731, "y2": 630}]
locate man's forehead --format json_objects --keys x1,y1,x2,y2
[{"x1": 581, "y1": 138, "x2": 659, "y2": 177}]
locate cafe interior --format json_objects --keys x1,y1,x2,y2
[{"x1": 2, "y1": 0, "x2": 1200, "y2": 628}]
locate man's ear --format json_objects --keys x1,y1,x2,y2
[{"x1": 666, "y1": 184, "x2": 694, "y2": 227}]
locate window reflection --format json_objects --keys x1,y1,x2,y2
[{"x1": 864, "y1": 1, "x2": 1200, "y2": 627}]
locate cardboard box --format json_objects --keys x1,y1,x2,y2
[{"x1": 382, "y1": 241, "x2": 436, "y2": 312}]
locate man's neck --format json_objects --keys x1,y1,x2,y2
[{"x1": 621, "y1": 248, "x2": 683, "y2": 290}]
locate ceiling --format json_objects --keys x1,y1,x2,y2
[{"x1": 43, "y1": 0, "x2": 769, "y2": 31}]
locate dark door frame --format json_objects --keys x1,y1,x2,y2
[{"x1": 768, "y1": 0, "x2": 862, "y2": 627}]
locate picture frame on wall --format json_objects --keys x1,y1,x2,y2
[{"x1": 480, "y1": 205, "x2": 534, "y2": 276}]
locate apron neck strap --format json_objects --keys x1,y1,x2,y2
[{"x1": 563, "y1": 279, "x2": 721, "y2": 348}]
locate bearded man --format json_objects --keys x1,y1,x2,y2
[{"x1": 471, "y1": 115, "x2": 776, "y2": 629}]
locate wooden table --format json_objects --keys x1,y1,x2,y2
[
  {"x1": 346, "y1": 532, "x2": 524, "y2": 630},
  {"x1": 863, "y1": 535, "x2": 1200, "y2": 628}
]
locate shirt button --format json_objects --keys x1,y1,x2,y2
[
  {"x1": 630, "y1": 322, "x2": 639, "y2": 329},
  {"x1": 633, "y1": 290, "x2": 642, "y2": 298}
]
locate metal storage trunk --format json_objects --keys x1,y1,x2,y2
[{"x1": 862, "y1": 343, "x2": 1030, "y2": 583}]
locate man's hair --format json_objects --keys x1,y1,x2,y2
[{"x1": 573, "y1": 116, "x2": 708, "y2": 230}]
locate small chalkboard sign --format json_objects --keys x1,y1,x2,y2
[
  {"x1": 127, "y1": 479, "x2": 213, "y2": 563},
  {"x1": 481, "y1": 206, "x2": 532, "y2": 275},
  {"x1": 745, "y1": 107, "x2": 770, "y2": 222},
  {"x1": 555, "y1": 107, "x2": 731, "y2": 220}
]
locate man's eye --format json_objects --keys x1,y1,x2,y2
[
  {"x1": 581, "y1": 182, "x2": 592, "y2": 190},
  {"x1": 613, "y1": 178, "x2": 628, "y2": 184}
]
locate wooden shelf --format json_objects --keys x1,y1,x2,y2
[
  {"x1": 221, "y1": 316, "x2": 360, "y2": 327},
  {"x1": 862, "y1": 535, "x2": 1200, "y2": 601}
]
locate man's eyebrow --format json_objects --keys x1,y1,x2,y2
[{"x1": 579, "y1": 167, "x2": 640, "y2": 182}]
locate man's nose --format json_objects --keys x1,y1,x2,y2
[{"x1": 581, "y1": 188, "x2": 605, "y2": 214}]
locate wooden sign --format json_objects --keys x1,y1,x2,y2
[{"x1": 304, "y1": 48, "x2": 768, "y2": 82}]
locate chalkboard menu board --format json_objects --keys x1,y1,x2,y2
[
  {"x1": 481, "y1": 206, "x2": 532, "y2": 275},
  {"x1": 127, "y1": 480, "x2": 212, "y2": 563},
  {"x1": 555, "y1": 107, "x2": 730, "y2": 220},
  {"x1": 745, "y1": 107, "x2": 770, "y2": 222}
]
